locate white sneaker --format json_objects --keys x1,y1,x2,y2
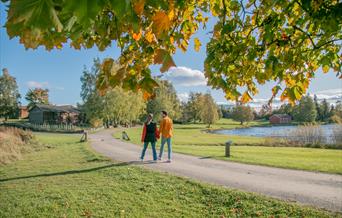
[
  {"x1": 140, "y1": 158, "x2": 143, "y2": 162},
  {"x1": 167, "y1": 159, "x2": 172, "y2": 163},
  {"x1": 158, "y1": 157, "x2": 161, "y2": 161}
]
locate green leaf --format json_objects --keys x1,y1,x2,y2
[
  {"x1": 7, "y1": 0, "x2": 63, "y2": 31},
  {"x1": 63, "y1": 0, "x2": 103, "y2": 27},
  {"x1": 109, "y1": 0, "x2": 130, "y2": 18}
]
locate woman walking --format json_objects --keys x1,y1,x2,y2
[{"x1": 140, "y1": 114, "x2": 159, "y2": 162}]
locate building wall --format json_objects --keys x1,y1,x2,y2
[
  {"x1": 269, "y1": 115, "x2": 291, "y2": 124},
  {"x1": 19, "y1": 108, "x2": 29, "y2": 119},
  {"x1": 29, "y1": 108, "x2": 44, "y2": 124},
  {"x1": 269, "y1": 116, "x2": 280, "y2": 124}
]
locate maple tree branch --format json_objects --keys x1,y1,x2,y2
[{"x1": 292, "y1": 25, "x2": 317, "y2": 49}]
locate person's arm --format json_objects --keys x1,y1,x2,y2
[
  {"x1": 155, "y1": 126, "x2": 160, "y2": 139},
  {"x1": 141, "y1": 124, "x2": 146, "y2": 142}
]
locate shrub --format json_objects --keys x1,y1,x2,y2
[
  {"x1": 89, "y1": 118, "x2": 103, "y2": 128},
  {"x1": 329, "y1": 115, "x2": 342, "y2": 124}
]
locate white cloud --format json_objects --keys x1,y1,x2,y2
[
  {"x1": 26, "y1": 81, "x2": 49, "y2": 89},
  {"x1": 26, "y1": 81, "x2": 65, "y2": 91},
  {"x1": 310, "y1": 89, "x2": 342, "y2": 100},
  {"x1": 163, "y1": 66, "x2": 207, "y2": 87},
  {"x1": 177, "y1": 92, "x2": 190, "y2": 102}
]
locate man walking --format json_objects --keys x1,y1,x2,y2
[{"x1": 158, "y1": 111, "x2": 173, "y2": 162}]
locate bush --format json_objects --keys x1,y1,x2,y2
[
  {"x1": 329, "y1": 115, "x2": 342, "y2": 124},
  {"x1": 89, "y1": 118, "x2": 103, "y2": 128}
]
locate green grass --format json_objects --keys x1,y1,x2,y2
[
  {"x1": 118, "y1": 119, "x2": 342, "y2": 174},
  {"x1": 0, "y1": 133, "x2": 339, "y2": 217}
]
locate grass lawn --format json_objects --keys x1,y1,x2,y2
[
  {"x1": 0, "y1": 133, "x2": 339, "y2": 217},
  {"x1": 117, "y1": 119, "x2": 342, "y2": 174}
]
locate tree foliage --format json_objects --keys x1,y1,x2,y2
[
  {"x1": 146, "y1": 80, "x2": 181, "y2": 121},
  {"x1": 231, "y1": 104, "x2": 255, "y2": 125},
  {"x1": 199, "y1": 93, "x2": 219, "y2": 128},
  {"x1": 181, "y1": 92, "x2": 204, "y2": 123},
  {"x1": 292, "y1": 95, "x2": 317, "y2": 122},
  {"x1": 0, "y1": 68, "x2": 20, "y2": 119},
  {"x1": 3, "y1": 0, "x2": 341, "y2": 103},
  {"x1": 80, "y1": 59, "x2": 146, "y2": 127},
  {"x1": 25, "y1": 88, "x2": 49, "y2": 109}
]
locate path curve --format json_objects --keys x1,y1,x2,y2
[{"x1": 90, "y1": 129, "x2": 342, "y2": 212}]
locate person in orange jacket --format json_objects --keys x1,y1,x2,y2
[
  {"x1": 158, "y1": 110, "x2": 173, "y2": 162},
  {"x1": 140, "y1": 113, "x2": 160, "y2": 162}
]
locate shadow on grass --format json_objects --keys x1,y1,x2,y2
[
  {"x1": 0, "y1": 161, "x2": 136, "y2": 183},
  {"x1": 199, "y1": 156, "x2": 213, "y2": 159}
]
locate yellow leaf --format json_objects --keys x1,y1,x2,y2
[
  {"x1": 322, "y1": 65, "x2": 329, "y2": 73},
  {"x1": 194, "y1": 37, "x2": 201, "y2": 52},
  {"x1": 154, "y1": 49, "x2": 176, "y2": 72},
  {"x1": 132, "y1": 30, "x2": 142, "y2": 41},
  {"x1": 145, "y1": 30, "x2": 154, "y2": 43},
  {"x1": 168, "y1": 10, "x2": 175, "y2": 20},
  {"x1": 170, "y1": 36, "x2": 174, "y2": 44},
  {"x1": 152, "y1": 11, "x2": 171, "y2": 36},
  {"x1": 133, "y1": 0, "x2": 145, "y2": 15},
  {"x1": 240, "y1": 92, "x2": 252, "y2": 104},
  {"x1": 142, "y1": 91, "x2": 155, "y2": 100}
]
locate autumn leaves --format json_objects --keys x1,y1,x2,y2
[{"x1": 3, "y1": 0, "x2": 341, "y2": 104}]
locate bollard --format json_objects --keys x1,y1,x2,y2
[{"x1": 225, "y1": 140, "x2": 232, "y2": 157}]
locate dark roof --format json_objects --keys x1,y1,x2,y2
[
  {"x1": 30, "y1": 104, "x2": 80, "y2": 113},
  {"x1": 270, "y1": 114, "x2": 291, "y2": 118}
]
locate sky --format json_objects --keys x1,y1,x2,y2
[{"x1": 0, "y1": 3, "x2": 341, "y2": 108}]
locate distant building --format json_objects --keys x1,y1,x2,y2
[
  {"x1": 19, "y1": 106, "x2": 29, "y2": 119},
  {"x1": 269, "y1": 114, "x2": 292, "y2": 124},
  {"x1": 29, "y1": 104, "x2": 80, "y2": 124}
]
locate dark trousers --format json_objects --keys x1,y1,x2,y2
[{"x1": 140, "y1": 141, "x2": 157, "y2": 160}]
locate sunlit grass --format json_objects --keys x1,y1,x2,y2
[
  {"x1": 118, "y1": 119, "x2": 342, "y2": 174},
  {"x1": 0, "y1": 133, "x2": 338, "y2": 217}
]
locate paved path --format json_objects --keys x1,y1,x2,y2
[{"x1": 90, "y1": 129, "x2": 342, "y2": 212}]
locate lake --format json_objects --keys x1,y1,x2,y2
[{"x1": 213, "y1": 124, "x2": 340, "y2": 142}]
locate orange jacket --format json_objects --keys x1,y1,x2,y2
[
  {"x1": 159, "y1": 116, "x2": 173, "y2": 138},
  {"x1": 141, "y1": 123, "x2": 160, "y2": 142}
]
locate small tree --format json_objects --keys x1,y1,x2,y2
[
  {"x1": 147, "y1": 80, "x2": 181, "y2": 121},
  {"x1": 232, "y1": 105, "x2": 254, "y2": 125},
  {"x1": 199, "y1": 93, "x2": 219, "y2": 128},
  {"x1": 25, "y1": 88, "x2": 49, "y2": 109},
  {"x1": 0, "y1": 68, "x2": 20, "y2": 120},
  {"x1": 293, "y1": 95, "x2": 317, "y2": 123}
]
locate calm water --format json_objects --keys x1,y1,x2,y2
[{"x1": 213, "y1": 124, "x2": 339, "y2": 138}]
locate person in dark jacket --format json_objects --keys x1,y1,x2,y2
[{"x1": 140, "y1": 113, "x2": 160, "y2": 161}]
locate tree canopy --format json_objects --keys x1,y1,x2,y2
[
  {"x1": 2, "y1": 0, "x2": 341, "y2": 103},
  {"x1": 0, "y1": 68, "x2": 20, "y2": 119},
  {"x1": 25, "y1": 88, "x2": 49, "y2": 109},
  {"x1": 80, "y1": 59, "x2": 146, "y2": 127}
]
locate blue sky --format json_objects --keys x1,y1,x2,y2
[{"x1": 0, "y1": 3, "x2": 341, "y2": 107}]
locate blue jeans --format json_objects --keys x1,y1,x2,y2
[
  {"x1": 140, "y1": 141, "x2": 157, "y2": 160},
  {"x1": 159, "y1": 137, "x2": 172, "y2": 160}
]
